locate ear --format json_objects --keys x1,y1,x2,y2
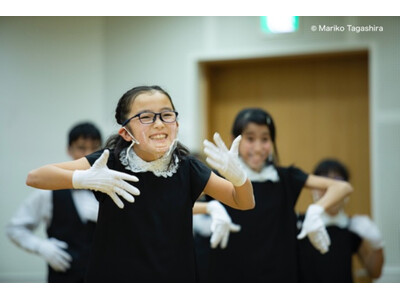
[{"x1": 118, "y1": 127, "x2": 132, "y2": 142}]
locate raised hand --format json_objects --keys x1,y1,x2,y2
[{"x1": 203, "y1": 133, "x2": 247, "y2": 187}]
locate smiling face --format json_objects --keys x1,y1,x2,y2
[
  {"x1": 119, "y1": 91, "x2": 179, "y2": 161},
  {"x1": 238, "y1": 122, "x2": 273, "y2": 172}
]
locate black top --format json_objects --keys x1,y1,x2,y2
[
  {"x1": 297, "y1": 215, "x2": 362, "y2": 283},
  {"x1": 84, "y1": 149, "x2": 211, "y2": 283},
  {"x1": 47, "y1": 190, "x2": 96, "y2": 283},
  {"x1": 207, "y1": 166, "x2": 308, "y2": 283}
]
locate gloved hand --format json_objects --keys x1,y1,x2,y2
[
  {"x1": 203, "y1": 133, "x2": 247, "y2": 187},
  {"x1": 73, "y1": 149, "x2": 140, "y2": 209},
  {"x1": 349, "y1": 215, "x2": 384, "y2": 249},
  {"x1": 37, "y1": 238, "x2": 72, "y2": 272},
  {"x1": 297, "y1": 204, "x2": 331, "y2": 254},
  {"x1": 207, "y1": 200, "x2": 241, "y2": 249}
]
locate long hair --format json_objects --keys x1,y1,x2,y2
[
  {"x1": 231, "y1": 107, "x2": 279, "y2": 165},
  {"x1": 105, "y1": 85, "x2": 189, "y2": 165}
]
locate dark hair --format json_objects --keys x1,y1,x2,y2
[
  {"x1": 105, "y1": 85, "x2": 189, "y2": 163},
  {"x1": 313, "y1": 159, "x2": 350, "y2": 181},
  {"x1": 68, "y1": 122, "x2": 102, "y2": 146},
  {"x1": 231, "y1": 108, "x2": 279, "y2": 165}
]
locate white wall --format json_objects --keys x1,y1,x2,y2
[
  {"x1": 0, "y1": 16, "x2": 398, "y2": 282},
  {"x1": 0, "y1": 16, "x2": 105, "y2": 282}
]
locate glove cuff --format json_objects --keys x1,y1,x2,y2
[
  {"x1": 206, "y1": 200, "x2": 221, "y2": 214},
  {"x1": 230, "y1": 173, "x2": 247, "y2": 187},
  {"x1": 369, "y1": 239, "x2": 385, "y2": 250},
  {"x1": 307, "y1": 204, "x2": 324, "y2": 215},
  {"x1": 72, "y1": 170, "x2": 85, "y2": 189}
]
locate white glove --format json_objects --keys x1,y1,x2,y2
[
  {"x1": 37, "y1": 238, "x2": 72, "y2": 272},
  {"x1": 73, "y1": 149, "x2": 140, "y2": 209},
  {"x1": 349, "y1": 215, "x2": 384, "y2": 249},
  {"x1": 203, "y1": 133, "x2": 247, "y2": 187},
  {"x1": 207, "y1": 200, "x2": 241, "y2": 249},
  {"x1": 297, "y1": 204, "x2": 331, "y2": 254}
]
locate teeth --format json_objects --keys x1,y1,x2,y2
[{"x1": 151, "y1": 134, "x2": 167, "y2": 140}]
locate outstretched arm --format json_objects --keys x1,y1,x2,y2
[
  {"x1": 26, "y1": 150, "x2": 140, "y2": 209},
  {"x1": 26, "y1": 158, "x2": 89, "y2": 190},
  {"x1": 203, "y1": 173, "x2": 254, "y2": 210}
]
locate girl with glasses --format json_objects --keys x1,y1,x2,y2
[{"x1": 26, "y1": 85, "x2": 254, "y2": 282}]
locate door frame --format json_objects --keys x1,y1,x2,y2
[{"x1": 187, "y1": 41, "x2": 379, "y2": 219}]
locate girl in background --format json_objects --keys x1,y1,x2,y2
[
  {"x1": 26, "y1": 85, "x2": 254, "y2": 282},
  {"x1": 297, "y1": 159, "x2": 384, "y2": 282},
  {"x1": 205, "y1": 108, "x2": 353, "y2": 282}
]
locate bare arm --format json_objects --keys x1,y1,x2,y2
[
  {"x1": 304, "y1": 174, "x2": 353, "y2": 210},
  {"x1": 26, "y1": 158, "x2": 91, "y2": 190},
  {"x1": 203, "y1": 172, "x2": 254, "y2": 210},
  {"x1": 357, "y1": 241, "x2": 384, "y2": 279},
  {"x1": 193, "y1": 201, "x2": 208, "y2": 214}
]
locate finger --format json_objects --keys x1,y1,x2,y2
[
  {"x1": 204, "y1": 147, "x2": 224, "y2": 164},
  {"x1": 210, "y1": 227, "x2": 224, "y2": 248},
  {"x1": 230, "y1": 135, "x2": 242, "y2": 155},
  {"x1": 323, "y1": 231, "x2": 331, "y2": 247},
  {"x1": 50, "y1": 238, "x2": 68, "y2": 249},
  {"x1": 56, "y1": 249, "x2": 72, "y2": 262},
  {"x1": 230, "y1": 223, "x2": 241, "y2": 232},
  {"x1": 297, "y1": 228, "x2": 307, "y2": 240},
  {"x1": 53, "y1": 256, "x2": 71, "y2": 271},
  {"x1": 93, "y1": 149, "x2": 109, "y2": 169},
  {"x1": 205, "y1": 157, "x2": 223, "y2": 171},
  {"x1": 114, "y1": 186, "x2": 135, "y2": 203},
  {"x1": 117, "y1": 180, "x2": 140, "y2": 196},
  {"x1": 213, "y1": 133, "x2": 229, "y2": 152},
  {"x1": 203, "y1": 140, "x2": 221, "y2": 154},
  {"x1": 111, "y1": 170, "x2": 139, "y2": 183},
  {"x1": 108, "y1": 192, "x2": 124, "y2": 209},
  {"x1": 220, "y1": 231, "x2": 229, "y2": 249},
  {"x1": 50, "y1": 262, "x2": 64, "y2": 272}
]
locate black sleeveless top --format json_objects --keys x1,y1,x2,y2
[
  {"x1": 207, "y1": 166, "x2": 308, "y2": 282},
  {"x1": 47, "y1": 189, "x2": 96, "y2": 283},
  {"x1": 85, "y1": 149, "x2": 211, "y2": 282},
  {"x1": 297, "y1": 214, "x2": 362, "y2": 282}
]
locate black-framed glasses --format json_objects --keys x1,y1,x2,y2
[{"x1": 122, "y1": 111, "x2": 179, "y2": 126}]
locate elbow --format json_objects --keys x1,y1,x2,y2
[
  {"x1": 239, "y1": 195, "x2": 256, "y2": 211},
  {"x1": 342, "y1": 181, "x2": 353, "y2": 195},
  {"x1": 26, "y1": 170, "x2": 38, "y2": 188},
  {"x1": 369, "y1": 267, "x2": 383, "y2": 280}
]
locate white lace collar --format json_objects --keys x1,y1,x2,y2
[
  {"x1": 321, "y1": 211, "x2": 349, "y2": 228},
  {"x1": 119, "y1": 140, "x2": 179, "y2": 178},
  {"x1": 239, "y1": 157, "x2": 280, "y2": 182}
]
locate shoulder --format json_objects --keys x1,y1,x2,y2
[
  {"x1": 277, "y1": 165, "x2": 308, "y2": 179},
  {"x1": 180, "y1": 155, "x2": 212, "y2": 178}
]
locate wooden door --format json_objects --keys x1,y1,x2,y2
[{"x1": 200, "y1": 50, "x2": 370, "y2": 282}]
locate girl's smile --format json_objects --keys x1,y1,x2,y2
[{"x1": 120, "y1": 91, "x2": 179, "y2": 162}]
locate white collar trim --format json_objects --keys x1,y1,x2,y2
[
  {"x1": 239, "y1": 158, "x2": 280, "y2": 182},
  {"x1": 119, "y1": 140, "x2": 179, "y2": 178}
]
